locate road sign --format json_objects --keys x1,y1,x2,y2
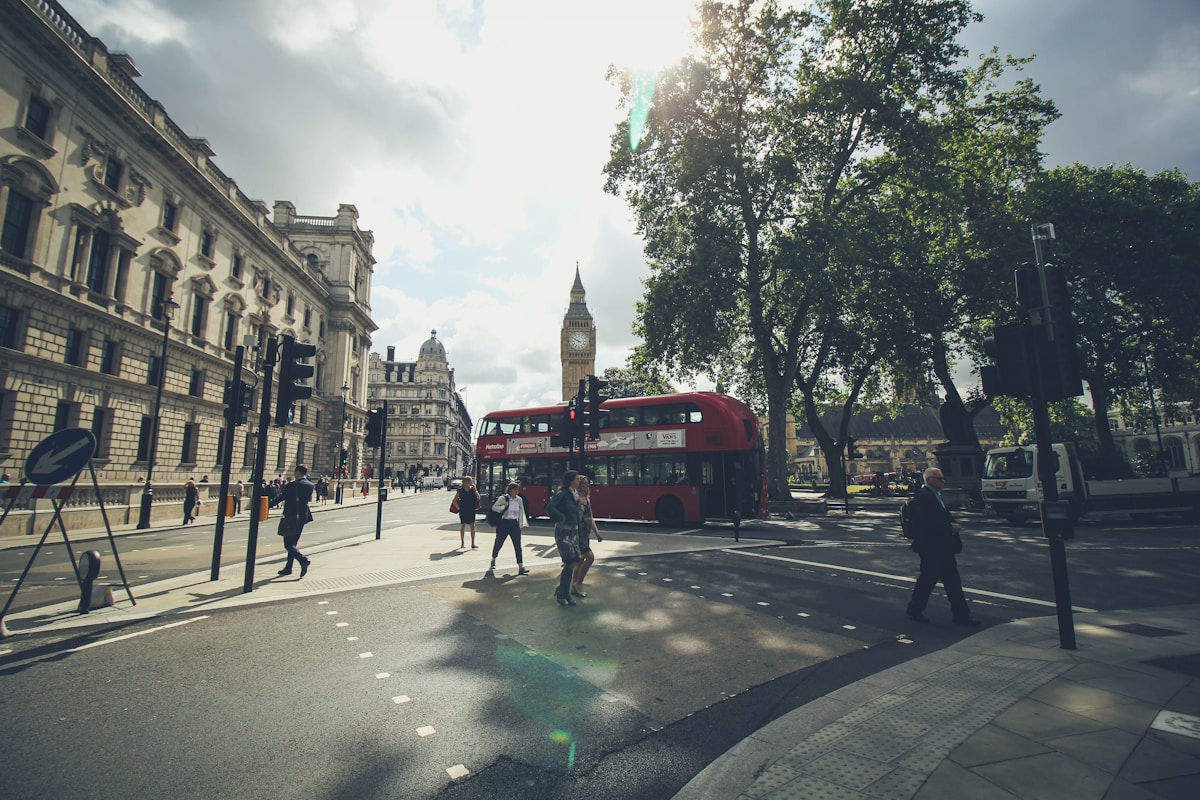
[{"x1": 24, "y1": 428, "x2": 97, "y2": 485}]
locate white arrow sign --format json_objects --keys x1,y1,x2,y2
[{"x1": 31, "y1": 436, "x2": 93, "y2": 475}]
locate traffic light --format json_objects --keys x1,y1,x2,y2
[
  {"x1": 846, "y1": 437, "x2": 864, "y2": 460},
  {"x1": 364, "y1": 408, "x2": 385, "y2": 448},
  {"x1": 340, "y1": 449, "x2": 349, "y2": 466},
  {"x1": 1038, "y1": 265, "x2": 1084, "y2": 401},
  {"x1": 274, "y1": 334, "x2": 316, "y2": 427},
  {"x1": 981, "y1": 323, "x2": 1032, "y2": 399},
  {"x1": 586, "y1": 374, "x2": 610, "y2": 440},
  {"x1": 552, "y1": 400, "x2": 579, "y2": 448},
  {"x1": 223, "y1": 380, "x2": 254, "y2": 426}
]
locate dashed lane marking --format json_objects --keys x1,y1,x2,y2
[
  {"x1": 446, "y1": 764, "x2": 469, "y2": 781},
  {"x1": 336, "y1": 622, "x2": 349, "y2": 627},
  {"x1": 375, "y1": 673, "x2": 391, "y2": 679},
  {"x1": 392, "y1": 695, "x2": 411, "y2": 704},
  {"x1": 347, "y1": 637, "x2": 359, "y2": 641},
  {"x1": 358, "y1": 652, "x2": 373, "y2": 658},
  {"x1": 417, "y1": 726, "x2": 436, "y2": 737},
  {"x1": 727, "y1": 549, "x2": 1099, "y2": 613}
]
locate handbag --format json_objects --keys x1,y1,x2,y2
[
  {"x1": 484, "y1": 496, "x2": 504, "y2": 527},
  {"x1": 449, "y1": 493, "x2": 460, "y2": 514}
]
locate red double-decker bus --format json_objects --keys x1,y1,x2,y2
[{"x1": 474, "y1": 392, "x2": 767, "y2": 526}]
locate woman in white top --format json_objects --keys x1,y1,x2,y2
[{"x1": 489, "y1": 482, "x2": 530, "y2": 575}]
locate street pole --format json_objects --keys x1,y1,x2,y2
[
  {"x1": 375, "y1": 399, "x2": 387, "y2": 540},
  {"x1": 243, "y1": 336, "x2": 278, "y2": 594},
  {"x1": 337, "y1": 383, "x2": 348, "y2": 503},
  {"x1": 211, "y1": 344, "x2": 245, "y2": 580},
  {"x1": 137, "y1": 296, "x2": 179, "y2": 529}
]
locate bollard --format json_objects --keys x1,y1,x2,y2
[
  {"x1": 258, "y1": 495, "x2": 269, "y2": 521},
  {"x1": 226, "y1": 495, "x2": 235, "y2": 517},
  {"x1": 77, "y1": 550, "x2": 113, "y2": 614}
]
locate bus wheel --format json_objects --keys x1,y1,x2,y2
[{"x1": 655, "y1": 496, "x2": 685, "y2": 528}]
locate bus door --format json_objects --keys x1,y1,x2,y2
[{"x1": 697, "y1": 454, "x2": 731, "y2": 519}]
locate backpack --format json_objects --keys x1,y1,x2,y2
[{"x1": 899, "y1": 497, "x2": 917, "y2": 539}]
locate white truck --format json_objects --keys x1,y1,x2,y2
[{"x1": 981, "y1": 443, "x2": 1200, "y2": 523}]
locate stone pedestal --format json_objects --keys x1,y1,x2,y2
[{"x1": 934, "y1": 443, "x2": 985, "y2": 509}]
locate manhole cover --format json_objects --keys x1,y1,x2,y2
[
  {"x1": 1106, "y1": 623, "x2": 1185, "y2": 638},
  {"x1": 1143, "y1": 653, "x2": 1200, "y2": 679}
]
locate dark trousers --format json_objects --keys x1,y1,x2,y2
[
  {"x1": 183, "y1": 501, "x2": 196, "y2": 524},
  {"x1": 282, "y1": 525, "x2": 308, "y2": 570},
  {"x1": 491, "y1": 519, "x2": 523, "y2": 563},
  {"x1": 909, "y1": 550, "x2": 970, "y2": 620}
]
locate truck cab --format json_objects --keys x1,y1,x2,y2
[{"x1": 981, "y1": 444, "x2": 1081, "y2": 523}]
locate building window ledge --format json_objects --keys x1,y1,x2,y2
[
  {"x1": 15, "y1": 126, "x2": 56, "y2": 159},
  {"x1": 196, "y1": 253, "x2": 216, "y2": 270},
  {"x1": 157, "y1": 226, "x2": 181, "y2": 245}
]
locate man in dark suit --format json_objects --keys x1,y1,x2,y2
[
  {"x1": 271, "y1": 464, "x2": 315, "y2": 577},
  {"x1": 905, "y1": 467, "x2": 980, "y2": 626}
]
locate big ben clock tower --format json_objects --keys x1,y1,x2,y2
[{"x1": 561, "y1": 265, "x2": 596, "y2": 400}]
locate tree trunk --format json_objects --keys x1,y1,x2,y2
[
  {"x1": 765, "y1": 376, "x2": 792, "y2": 501},
  {"x1": 931, "y1": 338, "x2": 981, "y2": 450},
  {"x1": 1088, "y1": 379, "x2": 1123, "y2": 478}
]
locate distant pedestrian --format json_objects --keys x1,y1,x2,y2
[
  {"x1": 199, "y1": 475, "x2": 210, "y2": 484},
  {"x1": 489, "y1": 482, "x2": 529, "y2": 575},
  {"x1": 361, "y1": 480, "x2": 369, "y2": 498},
  {"x1": 183, "y1": 479, "x2": 199, "y2": 524},
  {"x1": 0, "y1": 473, "x2": 9, "y2": 484},
  {"x1": 571, "y1": 475, "x2": 603, "y2": 597},
  {"x1": 544, "y1": 471, "x2": 583, "y2": 606},
  {"x1": 270, "y1": 465, "x2": 314, "y2": 577},
  {"x1": 905, "y1": 468, "x2": 980, "y2": 627},
  {"x1": 231, "y1": 480, "x2": 244, "y2": 515},
  {"x1": 452, "y1": 476, "x2": 481, "y2": 549}
]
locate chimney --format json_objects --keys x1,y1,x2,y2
[{"x1": 387, "y1": 346, "x2": 395, "y2": 362}]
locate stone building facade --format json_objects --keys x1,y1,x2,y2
[
  {"x1": 366, "y1": 333, "x2": 472, "y2": 482},
  {"x1": 0, "y1": 0, "x2": 376, "y2": 525}
]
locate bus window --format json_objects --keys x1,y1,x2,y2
[
  {"x1": 606, "y1": 407, "x2": 640, "y2": 428},
  {"x1": 686, "y1": 404, "x2": 703, "y2": 423},
  {"x1": 644, "y1": 454, "x2": 688, "y2": 485},
  {"x1": 588, "y1": 457, "x2": 612, "y2": 487},
  {"x1": 530, "y1": 415, "x2": 551, "y2": 433},
  {"x1": 497, "y1": 418, "x2": 521, "y2": 435},
  {"x1": 612, "y1": 455, "x2": 639, "y2": 486}
]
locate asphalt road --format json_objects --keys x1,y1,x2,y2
[{"x1": 0, "y1": 500, "x2": 1196, "y2": 799}]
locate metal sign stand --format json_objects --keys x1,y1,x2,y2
[{"x1": 0, "y1": 460, "x2": 135, "y2": 638}]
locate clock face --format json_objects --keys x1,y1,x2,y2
[{"x1": 569, "y1": 332, "x2": 589, "y2": 350}]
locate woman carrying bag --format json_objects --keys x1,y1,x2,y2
[
  {"x1": 488, "y1": 482, "x2": 530, "y2": 575},
  {"x1": 451, "y1": 476, "x2": 482, "y2": 549}
]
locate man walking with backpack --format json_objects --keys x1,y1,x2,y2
[{"x1": 904, "y1": 468, "x2": 980, "y2": 626}]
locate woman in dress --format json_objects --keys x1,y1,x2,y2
[
  {"x1": 571, "y1": 475, "x2": 603, "y2": 597},
  {"x1": 544, "y1": 471, "x2": 582, "y2": 605},
  {"x1": 454, "y1": 476, "x2": 482, "y2": 549},
  {"x1": 489, "y1": 482, "x2": 530, "y2": 574}
]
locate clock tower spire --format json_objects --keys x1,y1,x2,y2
[{"x1": 561, "y1": 263, "x2": 596, "y2": 400}]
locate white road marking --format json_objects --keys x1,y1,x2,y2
[
  {"x1": 797, "y1": 612, "x2": 810, "y2": 617},
  {"x1": 317, "y1": 601, "x2": 329, "y2": 605},
  {"x1": 663, "y1": 578, "x2": 673, "y2": 582},
  {"x1": 417, "y1": 726, "x2": 436, "y2": 737},
  {"x1": 375, "y1": 673, "x2": 391, "y2": 679},
  {"x1": 347, "y1": 637, "x2": 359, "y2": 642},
  {"x1": 446, "y1": 765, "x2": 470, "y2": 781},
  {"x1": 68, "y1": 617, "x2": 210, "y2": 653},
  {"x1": 393, "y1": 695, "x2": 411, "y2": 704},
  {"x1": 358, "y1": 652, "x2": 373, "y2": 658},
  {"x1": 756, "y1": 602, "x2": 770, "y2": 606},
  {"x1": 728, "y1": 550, "x2": 1099, "y2": 613},
  {"x1": 843, "y1": 625, "x2": 857, "y2": 630},
  {"x1": 721, "y1": 593, "x2": 734, "y2": 597},
  {"x1": 326, "y1": 611, "x2": 338, "y2": 615},
  {"x1": 690, "y1": 585, "x2": 701, "y2": 589},
  {"x1": 336, "y1": 622, "x2": 349, "y2": 628}
]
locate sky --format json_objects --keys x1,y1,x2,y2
[{"x1": 62, "y1": 0, "x2": 1200, "y2": 425}]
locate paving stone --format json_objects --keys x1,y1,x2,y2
[
  {"x1": 974, "y1": 751, "x2": 1113, "y2": 800},
  {"x1": 1131, "y1": 772, "x2": 1200, "y2": 800},
  {"x1": 992, "y1": 697, "x2": 1112, "y2": 742},
  {"x1": 754, "y1": 771, "x2": 872, "y2": 800},
  {"x1": 1076, "y1": 698, "x2": 1162, "y2": 735},
  {"x1": 913, "y1": 760, "x2": 1021, "y2": 800},
  {"x1": 1117, "y1": 737, "x2": 1200, "y2": 783},
  {"x1": 743, "y1": 763, "x2": 802, "y2": 799},
  {"x1": 1031, "y1": 678, "x2": 1144, "y2": 714},
  {"x1": 949, "y1": 723, "x2": 1053, "y2": 767},
  {"x1": 1045, "y1": 728, "x2": 1142, "y2": 775},
  {"x1": 800, "y1": 749, "x2": 895, "y2": 791},
  {"x1": 861, "y1": 764, "x2": 925, "y2": 800},
  {"x1": 1100, "y1": 777, "x2": 1162, "y2": 800}
]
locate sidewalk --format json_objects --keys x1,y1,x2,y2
[
  {"x1": 673, "y1": 606, "x2": 1200, "y2": 799},
  {"x1": 5, "y1": 499, "x2": 1198, "y2": 799}
]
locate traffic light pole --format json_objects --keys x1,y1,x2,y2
[
  {"x1": 244, "y1": 336, "x2": 278, "y2": 594},
  {"x1": 375, "y1": 400, "x2": 386, "y2": 540},
  {"x1": 211, "y1": 344, "x2": 245, "y2": 581}
]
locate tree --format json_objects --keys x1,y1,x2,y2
[
  {"x1": 605, "y1": 0, "x2": 1007, "y2": 498},
  {"x1": 600, "y1": 354, "x2": 674, "y2": 399},
  {"x1": 1018, "y1": 165, "x2": 1200, "y2": 475}
]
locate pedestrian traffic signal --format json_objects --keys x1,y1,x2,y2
[
  {"x1": 224, "y1": 380, "x2": 254, "y2": 427},
  {"x1": 364, "y1": 408, "x2": 385, "y2": 448},
  {"x1": 1038, "y1": 265, "x2": 1084, "y2": 401},
  {"x1": 340, "y1": 449, "x2": 349, "y2": 466},
  {"x1": 586, "y1": 374, "x2": 610, "y2": 440},
  {"x1": 274, "y1": 335, "x2": 317, "y2": 427},
  {"x1": 846, "y1": 437, "x2": 864, "y2": 460}
]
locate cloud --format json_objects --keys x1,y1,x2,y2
[{"x1": 60, "y1": 0, "x2": 1199, "y2": 423}]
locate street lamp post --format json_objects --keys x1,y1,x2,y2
[
  {"x1": 337, "y1": 382, "x2": 349, "y2": 503},
  {"x1": 136, "y1": 295, "x2": 179, "y2": 529}
]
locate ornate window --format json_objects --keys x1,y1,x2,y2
[
  {"x1": 15, "y1": 87, "x2": 58, "y2": 157},
  {"x1": 1, "y1": 156, "x2": 58, "y2": 270}
]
